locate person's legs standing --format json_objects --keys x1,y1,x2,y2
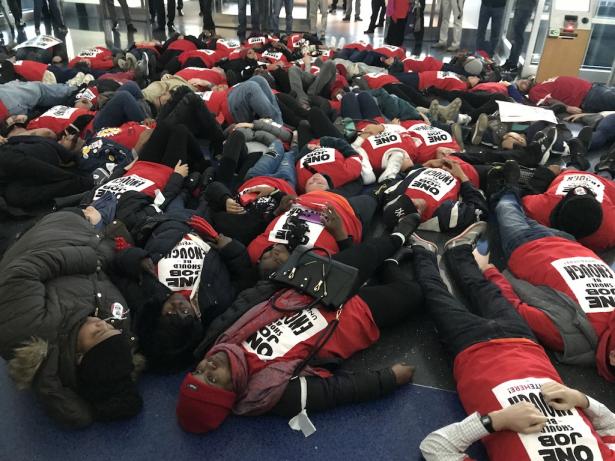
[
  {"x1": 438, "y1": 0, "x2": 452, "y2": 45},
  {"x1": 475, "y1": 3, "x2": 489, "y2": 53},
  {"x1": 48, "y1": 0, "x2": 65, "y2": 28},
  {"x1": 489, "y1": 6, "x2": 505, "y2": 56},
  {"x1": 366, "y1": 0, "x2": 379, "y2": 31},
  {"x1": 284, "y1": 0, "x2": 294, "y2": 34},
  {"x1": 450, "y1": 0, "x2": 465, "y2": 49},
  {"x1": 506, "y1": 7, "x2": 532, "y2": 67},
  {"x1": 238, "y1": 0, "x2": 248, "y2": 39},
  {"x1": 343, "y1": 0, "x2": 352, "y2": 19},
  {"x1": 271, "y1": 0, "x2": 282, "y2": 34},
  {"x1": 33, "y1": 0, "x2": 42, "y2": 29},
  {"x1": 167, "y1": 0, "x2": 176, "y2": 26},
  {"x1": 105, "y1": 0, "x2": 118, "y2": 24},
  {"x1": 202, "y1": 0, "x2": 215, "y2": 30},
  {"x1": 318, "y1": 0, "x2": 328, "y2": 37},
  {"x1": 412, "y1": 0, "x2": 425, "y2": 55},
  {"x1": 118, "y1": 0, "x2": 132, "y2": 24},
  {"x1": 354, "y1": 0, "x2": 360, "y2": 18}
]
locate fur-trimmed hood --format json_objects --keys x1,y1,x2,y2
[{"x1": 8, "y1": 337, "x2": 48, "y2": 390}]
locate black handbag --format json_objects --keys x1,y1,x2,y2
[{"x1": 269, "y1": 246, "x2": 359, "y2": 311}]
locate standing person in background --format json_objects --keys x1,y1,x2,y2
[
  {"x1": 434, "y1": 0, "x2": 465, "y2": 52},
  {"x1": 153, "y1": 0, "x2": 176, "y2": 32},
  {"x1": 384, "y1": 0, "x2": 410, "y2": 47},
  {"x1": 342, "y1": 0, "x2": 361, "y2": 22},
  {"x1": 364, "y1": 0, "x2": 385, "y2": 34},
  {"x1": 104, "y1": 0, "x2": 137, "y2": 32},
  {"x1": 475, "y1": 0, "x2": 506, "y2": 57},
  {"x1": 329, "y1": 0, "x2": 346, "y2": 14},
  {"x1": 237, "y1": 0, "x2": 259, "y2": 41},
  {"x1": 257, "y1": 0, "x2": 271, "y2": 35},
  {"x1": 309, "y1": 0, "x2": 327, "y2": 40},
  {"x1": 407, "y1": 0, "x2": 425, "y2": 56},
  {"x1": 177, "y1": 0, "x2": 184, "y2": 16},
  {"x1": 33, "y1": 0, "x2": 66, "y2": 35},
  {"x1": 273, "y1": 0, "x2": 293, "y2": 37},
  {"x1": 503, "y1": 0, "x2": 538, "y2": 71},
  {"x1": 201, "y1": 0, "x2": 216, "y2": 36},
  {"x1": 6, "y1": 0, "x2": 24, "y2": 28}
]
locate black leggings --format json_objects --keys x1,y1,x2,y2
[
  {"x1": 138, "y1": 122, "x2": 209, "y2": 171},
  {"x1": 216, "y1": 130, "x2": 260, "y2": 186},
  {"x1": 432, "y1": 89, "x2": 509, "y2": 122},
  {"x1": 383, "y1": 82, "x2": 431, "y2": 108},
  {"x1": 332, "y1": 235, "x2": 424, "y2": 327}
]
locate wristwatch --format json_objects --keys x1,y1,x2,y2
[{"x1": 480, "y1": 414, "x2": 495, "y2": 433}]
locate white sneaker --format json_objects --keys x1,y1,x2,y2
[
  {"x1": 457, "y1": 114, "x2": 471, "y2": 125},
  {"x1": 337, "y1": 37, "x2": 346, "y2": 49},
  {"x1": 67, "y1": 72, "x2": 85, "y2": 87}
]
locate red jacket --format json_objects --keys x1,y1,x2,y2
[
  {"x1": 418, "y1": 71, "x2": 468, "y2": 92},
  {"x1": 402, "y1": 56, "x2": 443, "y2": 73},
  {"x1": 200, "y1": 88, "x2": 233, "y2": 125},
  {"x1": 247, "y1": 191, "x2": 362, "y2": 263},
  {"x1": 373, "y1": 45, "x2": 405, "y2": 60},
  {"x1": 94, "y1": 121, "x2": 152, "y2": 150},
  {"x1": 175, "y1": 67, "x2": 227, "y2": 85},
  {"x1": 167, "y1": 38, "x2": 198, "y2": 53},
  {"x1": 469, "y1": 82, "x2": 509, "y2": 95},
  {"x1": 522, "y1": 171, "x2": 615, "y2": 251},
  {"x1": 363, "y1": 72, "x2": 400, "y2": 89},
  {"x1": 528, "y1": 76, "x2": 593, "y2": 107},
  {"x1": 508, "y1": 236, "x2": 615, "y2": 381},
  {"x1": 177, "y1": 49, "x2": 225, "y2": 68},
  {"x1": 455, "y1": 338, "x2": 615, "y2": 460}
]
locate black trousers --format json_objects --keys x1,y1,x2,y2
[
  {"x1": 367, "y1": 0, "x2": 385, "y2": 30},
  {"x1": 153, "y1": 0, "x2": 175, "y2": 27},
  {"x1": 297, "y1": 107, "x2": 343, "y2": 150},
  {"x1": 138, "y1": 122, "x2": 209, "y2": 172},
  {"x1": 413, "y1": 245, "x2": 535, "y2": 357},
  {"x1": 383, "y1": 82, "x2": 431, "y2": 108},
  {"x1": 332, "y1": 235, "x2": 424, "y2": 324},
  {"x1": 431, "y1": 89, "x2": 509, "y2": 122},
  {"x1": 385, "y1": 16, "x2": 408, "y2": 47},
  {"x1": 6, "y1": 0, "x2": 21, "y2": 22}
]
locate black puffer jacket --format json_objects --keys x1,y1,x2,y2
[{"x1": 0, "y1": 212, "x2": 134, "y2": 428}]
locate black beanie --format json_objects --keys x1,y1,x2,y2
[
  {"x1": 77, "y1": 334, "x2": 142, "y2": 421},
  {"x1": 550, "y1": 188, "x2": 603, "y2": 239}
]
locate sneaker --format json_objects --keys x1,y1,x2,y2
[
  {"x1": 502, "y1": 159, "x2": 521, "y2": 187},
  {"x1": 566, "y1": 138, "x2": 590, "y2": 171},
  {"x1": 82, "y1": 73, "x2": 95, "y2": 85},
  {"x1": 446, "y1": 45, "x2": 460, "y2": 52},
  {"x1": 410, "y1": 233, "x2": 438, "y2": 254},
  {"x1": 342, "y1": 16, "x2": 351, "y2": 21},
  {"x1": 486, "y1": 164, "x2": 506, "y2": 198},
  {"x1": 439, "y1": 98, "x2": 462, "y2": 123},
  {"x1": 355, "y1": 16, "x2": 362, "y2": 21},
  {"x1": 137, "y1": 52, "x2": 149, "y2": 79},
  {"x1": 596, "y1": 146, "x2": 615, "y2": 177},
  {"x1": 530, "y1": 126, "x2": 558, "y2": 165},
  {"x1": 125, "y1": 53, "x2": 138, "y2": 71},
  {"x1": 111, "y1": 21, "x2": 119, "y2": 31},
  {"x1": 364, "y1": 29, "x2": 375, "y2": 34},
  {"x1": 443, "y1": 221, "x2": 488, "y2": 252},
  {"x1": 456, "y1": 113, "x2": 471, "y2": 125},
  {"x1": 451, "y1": 122, "x2": 465, "y2": 151},
  {"x1": 547, "y1": 102, "x2": 567, "y2": 115},
  {"x1": 177, "y1": 7, "x2": 184, "y2": 16},
  {"x1": 67, "y1": 71, "x2": 85, "y2": 87},
  {"x1": 576, "y1": 125, "x2": 593, "y2": 152},
  {"x1": 471, "y1": 113, "x2": 489, "y2": 145},
  {"x1": 429, "y1": 99, "x2": 440, "y2": 121},
  {"x1": 433, "y1": 41, "x2": 447, "y2": 49},
  {"x1": 392, "y1": 212, "x2": 421, "y2": 243}
]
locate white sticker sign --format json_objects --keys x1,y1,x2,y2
[
  {"x1": 198, "y1": 91, "x2": 213, "y2": 101},
  {"x1": 409, "y1": 123, "x2": 453, "y2": 146},
  {"x1": 43, "y1": 105, "x2": 78, "y2": 120},
  {"x1": 268, "y1": 206, "x2": 324, "y2": 247},
  {"x1": 157, "y1": 235, "x2": 210, "y2": 292},
  {"x1": 14, "y1": 34, "x2": 62, "y2": 50},
  {"x1": 76, "y1": 88, "x2": 97, "y2": 101},
  {"x1": 407, "y1": 168, "x2": 457, "y2": 200},
  {"x1": 262, "y1": 50, "x2": 283, "y2": 61},
  {"x1": 492, "y1": 377, "x2": 604, "y2": 461},
  {"x1": 554, "y1": 174, "x2": 605, "y2": 203},
  {"x1": 93, "y1": 174, "x2": 154, "y2": 200},
  {"x1": 367, "y1": 132, "x2": 402, "y2": 150},
  {"x1": 551, "y1": 257, "x2": 615, "y2": 313},
  {"x1": 78, "y1": 47, "x2": 103, "y2": 58},
  {"x1": 301, "y1": 147, "x2": 336, "y2": 168},
  {"x1": 436, "y1": 71, "x2": 462, "y2": 81},
  {"x1": 242, "y1": 307, "x2": 328, "y2": 360}
]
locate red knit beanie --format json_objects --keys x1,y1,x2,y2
[{"x1": 176, "y1": 373, "x2": 236, "y2": 433}]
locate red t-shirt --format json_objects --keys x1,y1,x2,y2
[
  {"x1": 528, "y1": 76, "x2": 593, "y2": 107},
  {"x1": 455, "y1": 338, "x2": 615, "y2": 460},
  {"x1": 403, "y1": 121, "x2": 461, "y2": 163},
  {"x1": 418, "y1": 71, "x2": 468, "y2": 92},
  {"x1": 92, "y1": 160, "x2": 174, "y2": 200},
  {"x1": 237, "y1": 176, "x2": 296, "y2": 207},
  {"x1": 69, "y1": 47, "x2": 114, "y2": 70},
  {"x1": 402, "y1": 56, "x2": 443, "y2": 73},
  {"x1": 363, "y1": 72, "x2": 400, "y2": 89},
  {"x1": 167, "y1": 39, "x2": 198, "y2": 53},
  {"x1": 175, "y1": 67, "x2": 227, "y2": 85},
  {"x1": 402, "y1": 167, "x2": 464, "y2": 220},
  {"x1": 355, "y1": 128, "x2": 418, "y2": 172},
  {"x1": 94, "y1": 121, "x2": 152, "y2": 150},
  {"x1": 373, "y1": 45, "x2": 405, "y2": 60},
  {"x1": 296, "y1": 142, "x2": 362, "y2": 192},
  {"x1": 343, "y1": 40, "x2": 372, "y2": 51},
  {"x1": 27, "y1": 106, "x2": 95, "y2": 136},
  {"x1": 243, "y1": 290, "x2": 379, "y2": 374},
  {"x1": 177, "y1": 49, "x2": 225, "y2": 68},
  {"x1": 13, "y1": 60, "x2": 47, "y2": 81},
  {"x1": 469, "y1": 82, "x2": 509, "y2": 95},
  {"x1": 522, "y1": 171, "x2": 615, "y2": 251},
  {"x1": 199, "y1": 88, "x2": 232, "y2": 125},
  {"x1": 247, "y1": 190, "x2": 362, "y2": 263}
]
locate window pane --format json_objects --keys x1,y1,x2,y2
[
  {"x1": 583, "y1": 23, "x2": 615, "y2": 68},
  {"x1": 597, "y1": 0, "x2": 615, "y2": 18}
]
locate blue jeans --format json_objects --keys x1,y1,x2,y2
[
  {"x1": 591, "y1": 113, "x2": 615, "y2": 150},
  {"x1": 506, "y1": 7, "x2": 533, "y2": 66},
  {"x1": 238, "y1": 0, "x2": 259, "y2": 39},
  {"x1": 271, "y1": 0, "x2": 293, "y2": 35},
  {"x1": 93, "y1": 90, "x2": 146, "y2": 131},
  {"x1": 245, "y1": 140, "x2": 297, "y2": 187},
  {"x1": 495, "y1": 192, "x2": 573, "y2": 261},
  {"x1": 0, "y1": 81, "x2": 76, "y2": 116},
  {"x1": 476, "y1": 5, "x2": 505, "y2": 56},
  {"x1": 227, "y1": 76, "x2": 283, "y2": 124},
  {"x1": 582, "y1": 85, "x2": 615, "y2": 113}
]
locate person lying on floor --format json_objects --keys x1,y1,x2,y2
[
  {"x1": 176, "y1": 217, "x2": 424, "y2": 433},
  {"x1": 410, "y1": 223, "x2": 615, "y2": 460},
  {"x1": 485, "y1": 169, "x2": 615, "y2": 382},
  {"x1": 0, "y1": 211, "x2": 143, "y2": 428},
  {"x1": 379, "y1": 156, "x2": 486, "y2": 234}
]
